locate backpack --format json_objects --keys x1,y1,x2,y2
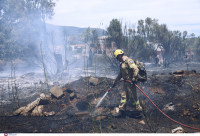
[{"x1": 134, "y1": 60, "x2": 147, "y2": 82}]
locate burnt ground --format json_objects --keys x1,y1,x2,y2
[{"x1": 0, "y1": 70, "x2": 200, "y2": 133}]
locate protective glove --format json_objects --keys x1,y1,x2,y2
[{"x1": 131, "y1": 80, "x2": 135, "y2": 85}]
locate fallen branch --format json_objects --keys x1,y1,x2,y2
[{"x1": 13, "y1": 93, "x2": 50, "y2": 116}]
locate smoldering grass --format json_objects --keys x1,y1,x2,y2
[
  {"x1": 184, "y1": 44, "x2": 199, "y2": 106},
  {"x1": 83, "y1": 49, "x2": 98, "y2": 133}
]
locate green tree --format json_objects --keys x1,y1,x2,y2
[
  {"x1": 0, "y1": 0, "x2": 56, "y2": 62},
  {"x1": 107, "y1": 19, "x2": 123, "y2": 49}
]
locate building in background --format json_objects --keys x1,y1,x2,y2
[{"x1": 88, "y1": 36, "x2": 117, "y2": 57}]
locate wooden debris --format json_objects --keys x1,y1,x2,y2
[
  {"x1": 31, "y1": 106, "x2": 39, "y2": 116},
  {"x1": 48, "y1": 111, "x2": 55, "y2": 116},
  {"x1": 38, "y1": 105, "x2": 44, "y2": 116},
  {"x1": 74, "y1": 112, "x2": 89, "y2": 118},
  {"x1": 43, "y1": 111, "x2": 49, "y2": 117},
  {"x1": 43, "y1": 111, "x2": 55, "y2": 117},
  {"x1": 13, "y1": 93, "x2": 50, "y2": 116},
  {"x1": 20, "y1": 98, "x2": 40, "y2": 116},
  {"x1": 13, "y1": 107, "x2": 26, "y2": 115}
]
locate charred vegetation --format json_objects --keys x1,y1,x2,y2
[{"x1": 0, "y1": 70, "x2": 200, "y2": 133}]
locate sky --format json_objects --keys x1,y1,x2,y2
[{"x1": 46, "y1": 0, "x2": 200, "y2": 37}]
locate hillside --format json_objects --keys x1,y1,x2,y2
[{"x1": 46, "y1": 23, "x2": 105, "y2": 44}]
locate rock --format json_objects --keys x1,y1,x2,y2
[
  {"x1": 70, "y1": 92, "x2": 76, "y2": 100},
  {"x1": 193, "y1": 105, "x2": 199, "y2": 109},
  {"x1": 50, "y1": 85, "x2": 64, "y2": 99},
  {"x1": 163, "y1": 102, "x2": 175, "y2": 112},
  {"x1": 89, "y1": 77, "x2": 98, "y2": 86},
  {"x1": 172, "y1": 127, "x2": 183, "y2": 133},
  {"x1": 183, "y1": 110, "x2": 189, "y2": 116},
  {"x1": 173, "y1": 70, "x2": 184, "y2": 74},
  {"x1": 142, "y1": 86, "x2": 145, "y2": 89},
  {"x1": 96, "y1": 116, "x2": 108, "y2": 120},
  {"x1": 139, "y1": 120, "x2": 145, "y2": 125}
]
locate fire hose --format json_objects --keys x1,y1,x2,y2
[{"x1": 109, "y1": 80, "x2": 200, "y2": 131}]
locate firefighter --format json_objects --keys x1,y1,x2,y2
[{"x1": 111, "y1": 49, "x2": 143, "y2": 118}]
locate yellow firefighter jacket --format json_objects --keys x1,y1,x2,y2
[{"x1": 114, "y1": 56, "x2": 139, "y2": 84}]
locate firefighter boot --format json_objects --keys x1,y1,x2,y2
[
  {"x1": 136, "y1": 103, "x2": 142, "y2": 112},
  {"x1": 113, "y1": 110, "x2": 126, "y2": 118},
  {"x1": 134, "y1": 103, "x2": 143, "y2": 119}
]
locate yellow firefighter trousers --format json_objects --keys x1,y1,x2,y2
[{"x1": 119, "y1": 82, "x2": 140, "y2": 111}]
